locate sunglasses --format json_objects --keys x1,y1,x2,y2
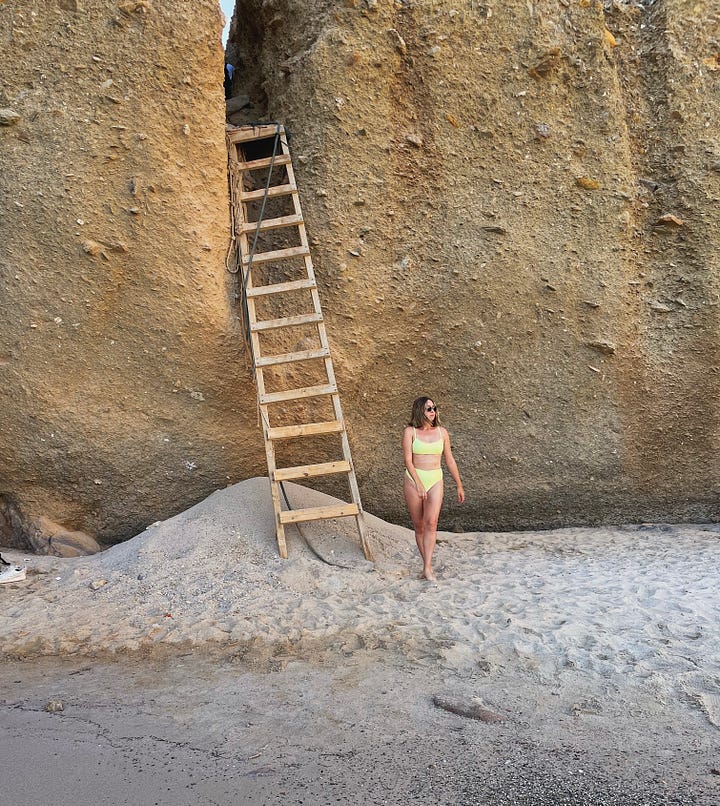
[{"x1": 425, "y1": 405, "x2": 437, "y2": 412}]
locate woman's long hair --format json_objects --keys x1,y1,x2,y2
[{"x1": 408, "y1": 396, "x2": 441, "y2": 428}]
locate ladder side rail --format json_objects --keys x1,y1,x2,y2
[
  {"x1": 318, "y1": 323, "x2": 373, "y2": 561},
  {"x1": 236, "y1": 167, "x2": 259, "y2": 312},
  {"x1": 235, "y1": 156, "x2": 265, "y2": 368},
  {"x1": 282, "y1": 142, "x2": 310, "y2": 246},
  {"x1": 280, "y1": 135, "x2": 324, "y2": 328},
  {"x1": 226, "y1": 146, "x2": 245, "y2": 276},
  {"x1": 261, "y1": 403, "x2": 288, "y2": 558},
  {"x1": 280, "y1": 139, "x2": 323, "y2": 319},
  {"x1": 279, "y1": 132, "x2": 372, "y2": 560},
  {"x1": 282, "y1": 150, "x2": 322, "y2": 311},
  {"x1": 235, "y1": 141, "x2": 289, "y2": 557}
]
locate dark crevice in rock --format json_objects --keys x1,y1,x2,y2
[
  {"x1": 223, "y1": 1, "x2": 336, "y2": 127},
  {"x1": 224, "y1": 1, "x2": 270, "y2": 126},
  {"x1": 0, "y1": 494, "x2": 36, "y2": 552}
]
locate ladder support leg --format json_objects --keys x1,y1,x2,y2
[
  {"x1": 270, "y1": 481, "x2": 288, "y2": 558},
  {"x1": 277, "y1": 520, "x2": 288, "y2": 560},
  {"x1": 356, "y1": 513, "x2": 373, "y2": 562}
]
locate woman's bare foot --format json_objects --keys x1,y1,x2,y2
[{"x1": 421, "y1": 569, "x2": 437, "y2": 582}]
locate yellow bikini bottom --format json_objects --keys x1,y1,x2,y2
[{"x1": 406, "y1": 467, "x2": 443, "y2": 493}]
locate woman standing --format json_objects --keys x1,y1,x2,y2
[{"x1": 403, "y1": 396, "x2": 465, "y2": 580}]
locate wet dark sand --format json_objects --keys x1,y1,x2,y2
[{"x1": 1, "y1": 648, "x2": 717, "y2": 806}]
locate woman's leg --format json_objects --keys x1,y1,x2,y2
[
  {"x1": 404, "y1": 475, "x2": 426, "y2": 562},
  {"x1": 420, "y1": 480, "x2": 444, "y2": 580}
]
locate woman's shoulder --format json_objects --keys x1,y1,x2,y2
[{"x1": 403, "y1": 425, "x2": 414, "y2": 435}]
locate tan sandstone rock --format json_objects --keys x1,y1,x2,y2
[{"x1": 2, "y1": 0, "x2": 720, "y2": 547}]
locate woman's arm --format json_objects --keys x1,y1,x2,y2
[
  {"x1": 441, "y1": 428, "x2": 465, "y2": 503},
  {"x1": 402, "y1": 426, "x2": 427, "y2": 499}
]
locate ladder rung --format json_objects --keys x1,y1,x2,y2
[
  {"x1": 240, "y1": 214, "x2": 304, "y2": 234},
  {"x1": 240, "y1": 184, "x2": 296, "y2": 202},
  {"x1": 243, "y1": 245, "x2": 310, "y2": 265},
  {"x1": 237, "y1": 154, "x2": 292, "y2": 172},
  {"x1": 274, "y1": 460, "x2": 352, "y2": 482},
  {"x1": 228, "y1": 125, "x2": 285, "y2": 144},
  {"x1": 256, "y1": 347, "x2": 330, "y2": 367},
  {"x1": 267, "y1": 421, "x2": 345, "y2": 440},
  {"x1": 260, "y1": 383, "x2": 337, "y2": 404},
  {"x1": 245, "y1": 278, "x2": 316, "y2": 298},
  {"x1": 250, "y1": 312, "x2": 322, "y2": 332},
  {"x1": 279, "y1": 503, "x2": 360, "y2": 525}
]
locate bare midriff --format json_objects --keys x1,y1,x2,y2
[{"x1": 412, "y1": 455, "x2": 441, "y2": 471}]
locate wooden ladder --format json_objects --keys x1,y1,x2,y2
[{"x1": 226, "y1": 123, "x2": 373, "y2": 562}]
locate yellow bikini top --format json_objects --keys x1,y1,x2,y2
[{"x1": 412, "y1": 427, "x2": 444, "y2": 455}]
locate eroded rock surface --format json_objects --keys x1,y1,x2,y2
[
  {"x1": 232, "y1": 0, "x2": 720, "y2": 529},
  {"x1": 1, "y1": 0, "x2": 259, "y2": 545},
  {"x1": 2, "y1": 0, "x2": 720, "y2": 545}
]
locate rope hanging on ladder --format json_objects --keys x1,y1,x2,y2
[
  {"x1": 226, "y1": 124, "x2": 310, "y2": 530},
  {"x1": 242, "y1": 124, "x2": 282, "y2": 371},
  {"x1": 223, "y1": 122, "x2": 372, "y2": 562},
  {"x1": 228, "y1": 123, "x2": 283, "y2": 371}
]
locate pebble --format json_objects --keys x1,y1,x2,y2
[
  {"x1": 653, "y1": 213, "x2": 683, "y2": 228},
  {"x1": 81, "y1": 240, "x2": 104, "y2": 257},
  {"x1": 0, "y1": 108, "x2": 21, "y2": 126},
  {"x1": 584, "y1": 340, "x2": 616, "y2": 355},
  {"x1": 576, "y1": 176, "x2": 601, "y2": 190}
]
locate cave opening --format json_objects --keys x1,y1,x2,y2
[{"x1": 221, "y1": 1, "x2": 270, "y2": 128}]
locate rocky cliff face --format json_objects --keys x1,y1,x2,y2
[
  {"x1": 2, "y1": 0, "x2": 720, "y2": 547},
  {"x1": 0, "y1": 0, "x2": 254, "y2": 546}
]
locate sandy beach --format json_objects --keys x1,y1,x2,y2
[{"x1": 2, "y1": 478, "x2": 720, "y2": 804}]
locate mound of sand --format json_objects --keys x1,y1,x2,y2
[{"x1": 2, "y1": 477, "x2": 720, "y2": 731}]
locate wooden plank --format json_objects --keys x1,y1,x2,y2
[
  {"x1": 255, "y1": 347, "x2": 330, "y2": 367},
  {"x1": 274, "y1": 460, "x2": 351, "y2": 482},
  {"x1": 236, "y1": 154, "x2": 291, "y2": 172},
  {"x1": 242, "y1": 245, "x2": 310, "y2": 265},
  {"x1": 240, "y1": 214, "x2": 303, "y2": 234},
  {"x1": 227, "y1": 124, "x2": 285, "y2": 144},
  {"x1": 240, "y1": 183, "x2": 296, "y2": 202},
  {"x1": 279, "y1": 502, "x2": 360, "y2": 525},
  {"x1": 267, "y1": 421, "x2": 344, "y2": 440},
  {"x1": 245, "y1": 278, "x2": 315, "y2": 298},
  {"x1": 259, "y1": 383, "x2": 337, "y2": 404},
  {"x1": 250, "y1": 312, "x2": 323, "y2": 332}
]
